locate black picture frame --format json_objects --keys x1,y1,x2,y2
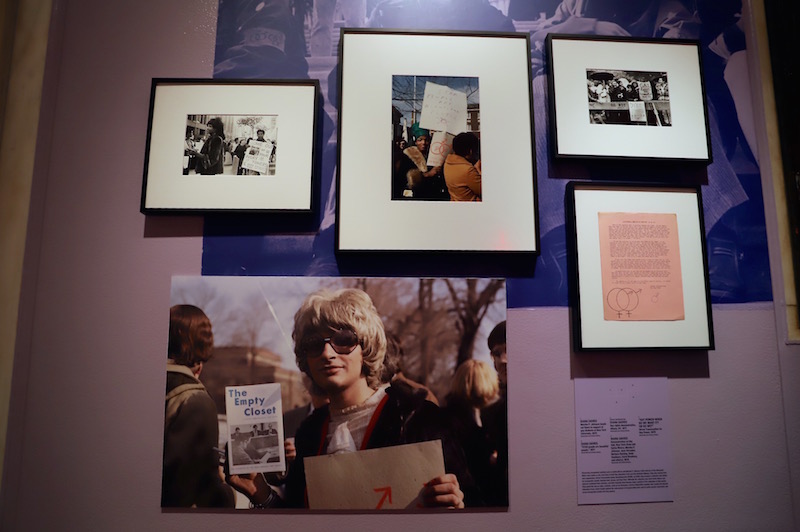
[
  {"x1": 547, "y1": 34, "x2": 712, "y2": 163},
  {"x1": 566, "y1": 181, "x2": 714, "y2": 350},
  {"x1": 140, "y1": 78, "x2": 319, "y2": 214},
  {"x1": 336, "y1": 29, "x2": 539, "y2": 255}
]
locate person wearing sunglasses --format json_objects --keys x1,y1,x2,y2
[{"x1": 227, "y1": 288, "x2": 476, "y2": 509}]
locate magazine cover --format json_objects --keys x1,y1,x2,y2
[{"x1": 225, "y1": 382, "x2": 285, "y2": 475}]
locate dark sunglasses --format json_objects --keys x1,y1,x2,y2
[{"x1": 300, "y1": 328, "x2": 360, "y2": 357}]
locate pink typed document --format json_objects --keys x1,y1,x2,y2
[{"x1": 598, "y1": 212, "x2": 684, "y2": 321}]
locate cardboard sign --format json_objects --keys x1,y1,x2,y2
[
  {"x1": 419, "y1": 82, "x2": 468, "y2": 135},
  {"x1": 304, "y1": 440, "x2": 445, "y2": 509}
]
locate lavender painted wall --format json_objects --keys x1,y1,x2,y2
[{"x1": 2, "y1": 0, "x2": 797, "y2": 530}]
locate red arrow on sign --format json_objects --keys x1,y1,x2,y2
[{"x1": 373, "y1": 486, "x2": 392, "y2": 509}]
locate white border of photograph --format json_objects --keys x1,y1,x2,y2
[
  {"x1": 547, "y1": 35, "x2": 711, "y2": 161},
  {"x1": 569, "y1": 182, "x2": 714, "y2": 350},
  {"x1": 337, "y1": 30, "x2": 538, "y2": 253},
  {"x1": 141, "y1": 79, "x2": 318, "y2": 213}
]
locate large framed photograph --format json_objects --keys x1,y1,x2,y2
[
  {"x1": 566, "y1": 182, "x2": 714, "y2": 350},
  {"x1": 547, "y1": 34, "x2": 711, "y2": 162},
  {"x1": 140, "y1": 79, "x2": 318, "y2": 214},
  {"x1": 337, "y1": 29, "x2": 538, "y2": 253},
  {"x1": 165, "y1": 275, "x2": 508, "y2": 509}
]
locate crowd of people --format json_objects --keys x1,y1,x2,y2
[
  {"x1": 587, "y1": 73, "x2": 669, "y2": 104},
  {"x1": 392, "y1": 123, "x2": 482, "y2": 202},
  {"x1": 183, "y1": 118, "x2": 277, "y2": 176},
  {"x1": 162, "y1": 290, "x2": 509, "y2": 509},
  {"x1": 587, "y1": 73, "x2": 672, "y2": 126}
]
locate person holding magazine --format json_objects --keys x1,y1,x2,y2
[{"x1": 227, "y1": 288, "x2": 476, "y2": 508}]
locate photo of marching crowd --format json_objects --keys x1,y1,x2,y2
[
  {"x1": 391, "y1": 75, "x2": 482, "y2": 202},
  {"x1": 586, "y1": 69, "x2": 671, "y2": 127},
  {"x1": 182, "y1": 114, "x2": 278, "y2": 176}
]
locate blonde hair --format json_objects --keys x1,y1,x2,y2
[
  {"x1": 450, "y1": 359, "x2": 499, "y2": 409},
  {"x1": 293, "y1": 288, "x2": 387, "y2": 390}
]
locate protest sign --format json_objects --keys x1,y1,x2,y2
[
  {"x1": 225, "y1": 382, "x2": 285, "y2": 475},
  {"x1": 241, "y1": 139, "x2": 274, "y2": 174},
  {"x1": 304, "y1": 440, "x2": 445, "y2": 509}
]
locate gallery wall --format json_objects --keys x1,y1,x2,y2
[{"x1": 1, "y1": 0, "x2": 798, "y2": 530}]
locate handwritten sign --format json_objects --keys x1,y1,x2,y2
[
  {"x1": 419, "y1": 82, "x2": 468, "y2": 135},
  {"x1": 304, "y1": 440, "x2": 445, "y2": 509},
  {"x1": 241, "y1": 139, "x2": 273, "y2": 174},
  {"x1": 426, "y1": 131, "x2": 454, "y2": 167},
  {"x1": 225, "y1": 383, "x2": 285, "y2": 475}
]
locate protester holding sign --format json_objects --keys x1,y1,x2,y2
[
  {"x1": 227, "y1": 288, "x2": 476, "y2": 508},
  {"x1": 443, "y1": 132, "x2": 482, "y2": 201}
]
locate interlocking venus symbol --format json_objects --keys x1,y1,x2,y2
[{"x1": 606, "y1": 288, "x2": 641, "y2": 318}]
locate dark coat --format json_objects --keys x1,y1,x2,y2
[
  {"x1": 161, "y1": 366, "x2": 234, "y2": 507},
  {"x1": 198, "y1": 135, "x2": 224, "y2": 175},
  {"x1": 443, "y1": 396, "x2": 498, "y2": 505},
  {"x1": 480, "y1": 395, "x2": 509, "y2": 506}
]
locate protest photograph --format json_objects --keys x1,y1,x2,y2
[
  {"x1": 391, "y1": 75, "x2": 482, "y2": 202},
  {"x1": 586, "y1": 69, "x2": 671, "y2": 127},
  {"x1": 183, "y1": 114, "x2": 278, "y2": 176},
  {"x1": 164, "y1": 275, "x2": 508, "y2": 509}
]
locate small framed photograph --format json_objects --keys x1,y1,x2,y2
[
  {"x1": 140, "y1": 79, "x2": 318, "y2": 214},
  {"x1": 337, "y1": 29, "x2": 538, "y2": 254},
  {"x1": 547, "y1": 34, "x2": 711, "y2": 162},
  {"x1": 566, "y1": 181, "x2": 714, "y2": 350}
]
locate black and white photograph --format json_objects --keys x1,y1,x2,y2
[
  {"x1": 586, "y1": 69, "x2": 671, "y2": 126},
  {"x1": 337, "y1": 30, "x2": 537, "y2": 253},
  {"x1": 547, "y1": 35, "x2": 711, "y2": 161},
  {"x1": 391, "y1": 75, "x2": 482, "y2": 202},
  {"x1": 229, "y1": 423, "x2": 281, "y2": 467},
  {"x1": 163, "y1": 275, "x2": 509, "y2": 509},
  {"x1": 182, "y1": 114, "x2": 278, "y2": 176},
  {"x1": 141, "y1": 79, "x2": 317, "y2": 213}
]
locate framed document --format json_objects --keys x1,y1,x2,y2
[
  {"x1": 140, "y1": 79, "x2": 318, "y2": 214},
  {"x1": 547, "y1": 34, "x2": 711, "y2": 162},
  {"x1": 337, "y1": 29, "x2": 538, "y2": 254},
  {"x1": 567, "y1": 182, "x2": 714, "y2": 350}
]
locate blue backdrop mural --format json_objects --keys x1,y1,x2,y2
[{"x1": 204, "y1": 0, "x2": 771, "y2": 307}]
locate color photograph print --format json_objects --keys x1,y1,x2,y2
[
  {"x1": 183, "y1": 114, "x2": 278, "y2": 176},
  {"x1": 391, "y1": 75, "x2": 482, "y2": 202},
  {"x1": 586, "y1": 70, "x2": 671, "y2": 126},
  {"x1": 164, "y1": 275, "x2": 509, "y2": 509}
]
